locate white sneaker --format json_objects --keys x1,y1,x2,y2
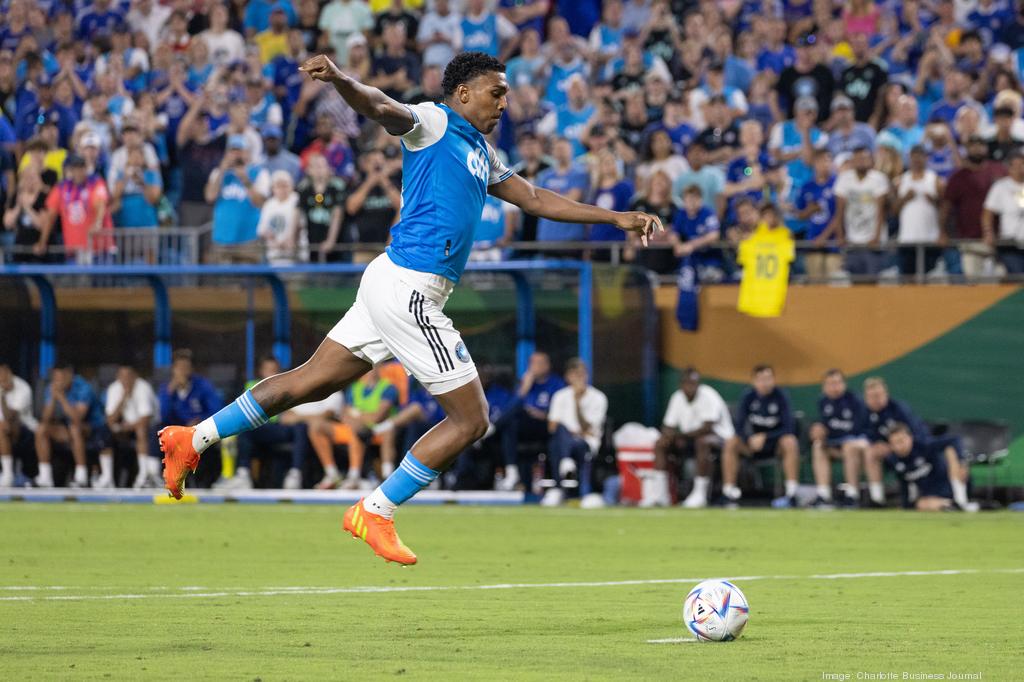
[
  {"x1": 681, "y1": 489, "x2": 707, "y2": 509},
  {"x1": 217, "y1": 471, "x2": 253, "y2": 491},
  {"x1": 93, "y1": 475, "x2": 115, "y2": 490},
  {"x1": 0, "y1": 473, "x2": 13, "y2": 488},
  {"x1": 540, "y1": 487, "x2": 565, "y2": 507},
  {"x1": 340, "y1": 474, "x2": 362, "y2": 490},
  {"x1": 496, "y1": 467, "x2": 520, "y2": 491},
  {"x1": 132, "y1": 470, "x2": 149, "y2": 490},
  {"x1": 35, "y1": 473, "x2": 54, "y2": 488},
  {"x1": 282, "y1": 468, "x2": 302, "y2": 490},
  {"x1": 315, "y1": 472, "x2": 342, "y2": 490},
  {"x1": 580, "y1": 492, "x2": 605, "y2": 509}
]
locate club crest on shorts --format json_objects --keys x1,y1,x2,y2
[{"x1": 454, "y1": 341, "x2": 471, "y2": 363}]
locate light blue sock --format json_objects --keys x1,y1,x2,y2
[
  {"x1": 212, "y1": 390, "x2": 268, "y2": 436},
  {"x1": 364, "y1": 452, "x2": 439, "y2": 518}
]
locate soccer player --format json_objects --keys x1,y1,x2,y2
[
  {"x1": 885, "y1": 423, "x2": 975, "y2": 511},
  {"x1": 808, "y1": 369, "x2": 870, "y2": 508},
  {"x1": 721, "y1": 364, "x2": 800, "y2": 507},
  {"x1": 158, "y1": 52, "x2": 662, "y2": 565},
  {"x1": 862, "y1": 376, "x2": 929, "y2": 507}
]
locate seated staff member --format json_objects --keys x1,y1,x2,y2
[
  {"x1": 809, "y1": 369, "x2": 871, "y2": 508},
  {"x1": 885, "y1": 422, "x2": 976, "y2": 512}
]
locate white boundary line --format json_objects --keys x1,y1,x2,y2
[{"x1": 1, "y1": 568, "x2": 1021, "y2": 603}]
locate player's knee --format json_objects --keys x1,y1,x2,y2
[
  {"x1": 780, "y1": 434, "x2": 799, "y2": 452},
  {"x1": 458, "y1": 409, "x2": 490, "y2": 444}
]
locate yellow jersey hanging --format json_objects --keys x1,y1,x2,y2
[{"x1": 737, "y1": 222, "x2": 795, "y2": 318}]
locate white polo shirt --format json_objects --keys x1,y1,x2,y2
[
  {"x1": 105, "y1": 378, "x2": 159, "y2": 425},
  {"x1": 983, "y1": 176, "x2": 1024, "y2": 244},
  {"x1": 662, "y1": 384, "x2": 735, "y2": 441},
  {"x1": 0, "y1": 375, "x2": 37, "y2": 431},
  {"x1": 548, "y1": 385, "x2": 608, "y2": 454}
]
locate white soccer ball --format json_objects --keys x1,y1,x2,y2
[{"x1": 682, "y1": 580, "x2": 749, "y2": 642}]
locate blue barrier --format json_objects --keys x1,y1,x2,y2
[{"x1": 1, "y1": 260, "x2": 648, "y2": 407}]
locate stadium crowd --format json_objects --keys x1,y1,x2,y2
[
  {"x1": 0, "y1": 350, "x2": 976, "y2": 511},
  {"x1": 0, "y1": 0, "x2": 1024, "y2": 277}
]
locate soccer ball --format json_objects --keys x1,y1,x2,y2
[{"x1": 682, "y1": 580, "x2": 749, "y2": 641}]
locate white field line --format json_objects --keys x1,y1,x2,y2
[{"x1": 0, "y1": 568, "x2": 1021, "y2": 603}]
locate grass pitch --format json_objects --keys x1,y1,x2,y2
[{"x1": 1, "y1": 503, "x2": 1021, "y2": 681}]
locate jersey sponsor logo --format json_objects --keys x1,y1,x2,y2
[
  {"x1": 467, "y1": 147, "x2": 489, "y2": 182},
  {"x1": 455, "y1": 341, "x2": 471, "y2": 364}
]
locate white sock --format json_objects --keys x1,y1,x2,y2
[
  {"x1": 324, "y1": 464, "x2": 339, "y2": 478},
  {"x1": 381, "y1": 461, "x2": 394, "y2": 478},
  {"x1": 38, "y1": 462, "x2": 53, "y2": 483},
  {"x1": 692, "y1": 476, "x2": 710, "y2": 493},
  {"x1": 74, "y1": 464, "x2": 88, "y2": 484},
  {"x1": 816, "y1": 485, "x2": 832, "y2": 501},
  {"x1": 363, "y1": 487, "x2": 397, "y2": 519},
  {"x1": 346, "y1": 467, "x2": 360, "y2": 478},
  {"x1": 784, "y1": 480, "x2": 798, "y2": 498},
  {"x1": 99, "y1": 453, "x2": 113, "y2": 480},
  {"x1": 869, "y1": 482, "x2": 885, "y2": 504},
  {"x1": 0, "y1": 454, "x2": 12, "y2": 478},
  {"x1": 951, "y1": 479, "x2": 969, "y2": 507},
  {"x1": 838, "y1": 483, "x2": 857, "y2": 499},
  {"x1": 192, "y1": 418, "x2": 220, "y2": 454},
  {"x1": 236, "y1": 466, "x2": 250, "y2": 479},
  {"x1": 504, "y1": 464, "x2": 519, "y2": 480},
  {"x1": 147, "y1": 457, "x2": 162, "y2": 477},
  {"x1": 136, "y1": 453, "x2": 149, "y2": 475},
  {"x1": 722, "y1": 484, "x2": 741, "y2": 500}
]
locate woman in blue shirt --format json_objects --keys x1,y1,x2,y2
[{"x1": 589, "y1": 150, "x2": 635, "y2": 260}]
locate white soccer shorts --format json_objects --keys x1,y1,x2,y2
[{"x1": 327, "y1": 253, "x2": 478, "y2": 395}]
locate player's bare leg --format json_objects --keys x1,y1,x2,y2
[
  {"x1": 839, "y1": 440, "x2": 866, "y2": 504},
  {"x1": 777, "y1": 435, "x2": 801, "y2": 507},
  {"x1": 865, "y1": 443, "x2": 889, "y2": 506},
  {"x1": 682, "y1": 436, "x2": 713, "y2": 508},
  {"x1": 159, "y1": 338, "x2": 372, "y2": 499},
  {"x1": 720, "y1": 437, "x2": 743, "y2": 504}
]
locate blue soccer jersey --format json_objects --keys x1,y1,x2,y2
[
  {"x1": 886, "y1": 440, "x2": 954, "y2": 502},
  {"x1": 673, "y1": 205, "x2": 723, "y2": 269},
  {"x1": 818, "y1": 390, "x2": 867, "y2": 442},
  {"x1": 866, "y1": 398, "x2": 929, "y2": 443},
  {"x1": 795, "y1": 176, "x2": 837, "y2": 241},
  {"x1": 387, "y1": 103, "x2": 515, "y2": 284}
]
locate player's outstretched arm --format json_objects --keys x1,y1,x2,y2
[
  {"x1": 490, "y1": 174, "x2": 664, "y2": 245},
  {"x1": 298, "y1": 54, "x2": 414, "y2": 136}
]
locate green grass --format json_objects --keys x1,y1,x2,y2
[{"x1": 1, "y1": 504, "x2": 1021, "y2": 681}]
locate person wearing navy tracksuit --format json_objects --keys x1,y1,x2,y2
[{"x1": 809, "y1": 369, "x2": 871, "y2": 507}]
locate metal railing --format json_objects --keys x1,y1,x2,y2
[{"x1": 3, "y1": 230, "x2": 1022, "y2": 284}]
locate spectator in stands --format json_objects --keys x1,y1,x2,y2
[
  {"x1": 542, "y1": 17, "x2": 590, "y2": 110},
  {"x1": 35, "y1": 362, "x2": 109, "y2": 489},
  {"x1": 462, "y1": 0, "x2": 518, "y2": 60},
  {"x1": 157, "y1": 349, "x2": 222, "y2": 485},
  {"x1": 982, "y1": 150, "x2": 1024, "y2": 273},
  {"x1": 625, "y1": 170, "x2": 677, "y2": 273},
  {"x1": 217, "y1": 356, "x2": 308, "y2": 490},
  {"x1": 943, "y1": 135, "x2": 1005, "y2": 277},
  {"x1": 372, "y1": 0, "x2": 419, "y2": 50},
  {"x1": 778, "y1": 33, "x2": 834, "y2": 122},
  {"x1": 721, "y1": 365, "x2": 801, "y2": 508},
  {"x1": 258, "y1": 169, "x2": 304, "y2": 265},
  {"x1": 826, "y1": 95, "x2": 876, "y2": 158},
  {"x1": 895, "y1": 145, "x2": 943, "y2": 276},
  {"x1": 797, "y1": 149, "x2": 840, "y2": 279},
  {"x1": 254, "y1": 5, "x2": 291, "y2": 64},
  {"x1": 675, "y1": 184, "x2": 725, "y2": 282},
  {"x1": 695, "y1": 95, "x2": 740, "y2": 166},
  {"x1": 36, "y1": 155, "x2": 114, "y2": 261},
  {"x1": 345, "y1": 146, "x2": 400, "y2": 260},
  {"x1": 260, "y1": 124, "x2": 301, "y2": 182},
  {"x1": 541, "y1": 358, "x2": 607, "y2": 507},
  {"x1": 0, "y1": 363, "x2": 36, "y2": 488},
  {"x1": 499, "y1": 0, "x2": 548, "y2": 36},
  {"x1": 635, "y1": 128, "x2": 689, "y2": 187},
  {"x1": 4, "y1": 169, "x2": 50, "y2": 262},
  {"x1": 672, "y1": 141, "x2": 725, "y2": 213},
  {"x1": 653, "y1": 367, "x2": 734, "y2": 509},
  {"x1": 725, "y1": 196, "x2": 760, "y2": 247},
  {"x1": 723, "y1": 120, "x2": 772, "y2": 219},
  {"x1": 928, "y1": 68, "x2": 975, "y2": 126},
  {"x1": 417, "y1": 0, "x2": 462, "y2": 69},
  {"x1": 537, "y1": 74, "x2": 594, "y2": 157},
  {"x1": 78, "y1": 0, "x2": 128, "y2": 42},
  {"x1": 863, "y1": 376, "x2": 928, "y2": 507},
  {"x1": 839, "y1": 32, "x2": 888, "y2": 123},
  {"x1": 886, "y1": 422, "x2": 974, "y2": 511},
  {"x1": 105, "y1": 365, "x2": 159, "y2": 489},
  {"x1": 129, "y1": 0, "x2": 174, "y2": 60},
  {"x1": 299, "y1": 113, "x2": 356, "y2": 178},
  {"x1": 405, "y1": 63, "x2": 444, "y2": 104},
  {"x1": 496, "y1": 351, "x2": 565, "y2": 491},
  {"x1": 472, "y1": 193, "x2": 518, "y2": 261},
  {"x1": 16, "y1": 76, "x2": 77, "y2": 150},
  {"x1": 110, "y1": 147, "x2": 162, "y2": 228},
  {"x1": 369, "y1": 21, "x2": 420, "y2": 101},
  {"x1": 833, "y1": 146, "x2": 890, "y2": 275},
  {"x1": 205, "y1": 135, "x2": 270, "y2": 263},
  {"x1": 535, "y1": 137, "x2": 589, "y2": 243},
  {"x1": 987, "y1": 105, "x2": 1023, "y2": 163},
  {"x1": 297, "y1": 152, "x2": 349, "y2": 262},
  {"x1": 588, "y1": 150, "x2": 634, "y2": 250},
  {"x1": 509, "y1": 131, "x2": 550, "y2": 242},
  {"x1": 175, "y1": 96, "x2": 225, "y2": 228},
  {"x1": 809, "y1": 369, "x2": 871, "y2": 508}
]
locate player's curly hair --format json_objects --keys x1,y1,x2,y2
[{"x1": 441, "y1": 52, "x2": 506, "y2": 97}]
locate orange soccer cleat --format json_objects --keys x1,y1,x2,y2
[
  {"x1": 343, "y1": 499, "x2": 417, "y2": 565},
  {"x1": 158, "y1": 426, "x2": 201, "y2": 500}
]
